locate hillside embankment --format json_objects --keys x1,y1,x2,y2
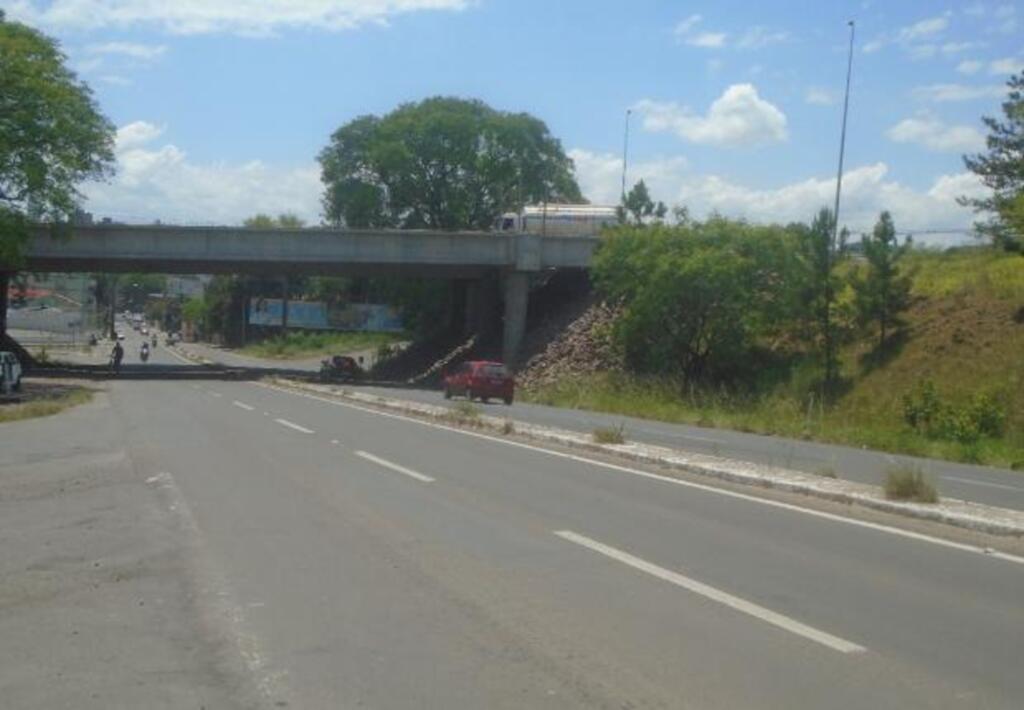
[{"x1": 519, "y1": 248, "x2": 1024, "y2": 470}]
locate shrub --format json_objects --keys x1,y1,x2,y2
[
  {"x1": 592, "y1": 424, "x2": 626, "y2": 444},
  {"x1": 884, "y1": 465, "x2": 939, "y2": 503},
  {"x1": 443, "y1": 401, "x2": 481, "y2": 426},
  {"x1": 501, "y1": 419, "x2": 515, "y2": 435},
  {"x1": 902, "y1": 380, "x2": 1006, "y2": 444}
]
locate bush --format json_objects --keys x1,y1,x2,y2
[
  {"x1": 443, "y1": 401, "x2": 481, "y2": 426},
  {"x1": 592, "y1": 424, "x2": 626, "y2": 444},
  {"x1": 902, "y1": 380, "x2": 1006, "y2": 444},
  {"x1": 884, "y1": 465, "x2": 938, "y2": 503}
]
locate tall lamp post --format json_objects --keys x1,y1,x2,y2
[
  {"x1": 832, "y1": 20, "x2": 855, "y2": 249},
  {"x1": 621, "y1": 108, "x2": 632, "y2": 202},
  {"x1": 824, "y1": 19, "x2": 855, "y2": 389}
]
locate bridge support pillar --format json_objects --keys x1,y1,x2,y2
[
  {"x1": 0, "y1": 272, "x2": 8, "y2": 338},
  {"x1": 502, "y1": 271, "x2": 529, "y2": 367}
]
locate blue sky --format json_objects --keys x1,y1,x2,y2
[{"x1": 6, "y1": 1, "x2": 1022, "y2": 242}]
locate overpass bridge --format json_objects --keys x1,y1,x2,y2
[{"x1": 13, "y1": 224, "x2": 602, "y2": 364}]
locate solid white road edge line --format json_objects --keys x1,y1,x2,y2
[
  {"x1": 252, "y1": 382, "x2": 1024, "y2": 567},
  {"x1": 233, "y1": 401, "x2": 255, "y2": 411},
  {"x1": 943, "y1": 475, "x2": 1024, "y2": 492},
  {"x1": 355, "y1": 450, "x2": 435, "y2": 483},
  {"x1": 555, "y1": 529, "x2": 866, "y2": 655},
  {"x1": 274, "y1": 418, "x2": 315, "y2": 434}
]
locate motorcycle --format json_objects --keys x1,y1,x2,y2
[{"x1": 140, "y1": 345, "x2": 150, "y2": 363}]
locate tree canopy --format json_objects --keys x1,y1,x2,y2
[
  {"x1": 961, "y1": 71, "x2": 1024, "y2": 252},
  {"x1": 0, "y1": 12, "x2": 115, "y2": 268},
  {"x1": 318, "y1": 96, "x2": 582, "y2": 230}
]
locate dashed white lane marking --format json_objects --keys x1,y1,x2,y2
[
  {"x1": 555, "y1": 530, "x2": 866, "y2": 655},
  {"x1": 207, "y1": 391, "x2": 223, "y2": 398},
  {"x1": 233, "y1": 401, "x2": 255, "y2": 411},
  {"x1": 943, "y1": 475, "x2": 1024, "y2": 492},
  {"x1": 253, "y1": 382, "x2": 1024, "y2": 567},
  {"x1": 330, "y1": 439, "x2": 340, "y2": 445},
  {"x1": 355, "y1": 451, "x2": 435, "y2": 483},
  {"x1": 274, "y1": 418, "x2": 315, "y2": 434}
]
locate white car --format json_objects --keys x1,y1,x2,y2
[{"x1": 0, "y1": 351, "x2": 23, "y2": 392}]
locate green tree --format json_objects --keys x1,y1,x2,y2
[
  {"x1": 617, "y1": 179, "x2": 667, "y2": 226},
  {"x1": 960, "y1": 71, "x2": 1024, "y2": 252},
  {"x1": 794, "y1": 208, "x2": 843, "y2": 390},
  {"x1": 118, "y1": 273, "x2": 167, "y2": 311},
  {"x1": 594, "y1": 219, "x2": 794, "y2": 382},
  {"x1": 852, "y1": 211, "x2": 913, "y2": 348},
  {"x1": 318, "y1": 96, "x2": 582, "y2": 230},
  {"x1": 243, "y1": 213, "x2": 305, "y2": 229},
  {"x1": 0, "y1": 12, "x2": 115, "y2": 268}
]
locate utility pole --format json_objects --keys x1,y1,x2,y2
[
  {"x1": 621, "y1": 108, "x2": 632, "y2": 202},
  {"x1": 825, "y1": 20, "x2": 855, "y2": 390}
]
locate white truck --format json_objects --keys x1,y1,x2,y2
[
  {"x1": 0, "y1": 351, "x2": 23, "y2": 394},
  {"x1": 495, "y1": 204, "x2": 618, "y2": 237}
]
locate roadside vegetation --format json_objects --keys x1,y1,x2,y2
[
  {"x1": 0, "y1": 385, "x2": 94, "y2": 424},
  {"x1": 239, "y1": 330, "x2": 407, "y2": 360},
  {"x1": 884, "y1": 465, "x2": 939, "y2": 503},
  {"x1": 525, "y1": 244, "x2": 1024, "y2": 470}
]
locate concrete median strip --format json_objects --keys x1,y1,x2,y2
[{"x1": 268, "y1": 378, "x2": 1024, "y2": 539}]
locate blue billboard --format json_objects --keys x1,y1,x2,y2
[{"x1": 248, "y1": 299, "x2": 403, "y2": 332}]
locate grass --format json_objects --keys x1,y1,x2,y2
[
  {"x1": 240, "y1": 330, "x2": 407, "y2": 360},
  {"x1": 592, "y1": 423, "x2": 626, "y2": 444},
  {"x1": 883, "y1": 465, "x2": 939, "y2": 503},
  {"x1": 0, "y1": 386, "x2": 94, "y2": 424},
  {"x1": 523, "y1": 248, "x2": 1024, "y2": 470},
  {"x1": 442, "y1": 400, "x2": 482, "y2": 426}
]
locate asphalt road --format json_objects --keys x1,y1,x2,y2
[
  {"x1": 6, "y1": 339, "x2": 1023, "y2": 708},
  {"x1": 174, "y1": 339, "x2": 1024, "y2": 511}
]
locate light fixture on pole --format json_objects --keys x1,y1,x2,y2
[{"x1": 621, "y1": 108, "x2": 632, "y2": 202}]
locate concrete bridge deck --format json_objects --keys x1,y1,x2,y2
[{"x1": 16, "y1": 224, "x2": 601, "y2": 364}]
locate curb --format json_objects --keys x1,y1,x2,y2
[{"x1": 272, "y1": 378, "x2": 1024, "y2": 538}]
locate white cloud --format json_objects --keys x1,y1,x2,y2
[
  {"x1": 7, "y1": 0, "x2": 470, "y2": 36},
  {"x1": 912, "y1": 83, "x2": 1007, "y2": 101},
  {"x1": 116, "y1": 121, "x2": 166, "y2": 149},
  {"x1": 863, "y1": 38, "x2": 885, "y2": 53},
  {"x1": 735, "y1": 26, "x2": 789, "y2": 50},
  {"x1": 688, "y1": 31, "x2": 727, "y2": 48},
  {"x1": 82, "y1": 121, "x2": 321, "y2": 224},
  {"x1": 957, "y1": 59, "x2": 984, "y2": 74},
  {"x1": 989, "y1": 56, "x2": 1024, "y2": 74},
  {"x1": 941, "y1": 41, "x2": 981, "y2": 54},
  {"x1": 897, "y1": 13, "x2": 951, "y2": 42},
  {"x1": 673, "y1": 14, "x2": 702, "y2": 37},
  {"x1": 570, "y1": 149, "x2": 989, "y2": 241},
  {"x1": 635, "y1": 84, "x2": 787, "y2": 147},
  {"x1": 804, "y1": 87, "x2": 835, "y2": 106},
  {"x1": 98, "y1": 74, "x2": 133, "y2": 86},
  {"x1": 886, "y1": 116, "x2": 985, "y2": 152},
  {"x1": 908, "y1": 43, "x2": 938, "y2": 60},
  {"x1": 86, "y1": 41, "x2": 167, "y2": 60}
]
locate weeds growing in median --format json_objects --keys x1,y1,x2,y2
[
  {"x1": 0, "y1": 387, "x2": 94, "y2": 424},
  {"x1": 884, "y1": 464, "x2": 939, "y2": 503},
  {"x1": 592, "y1": 423, "x2": 626, "y2": 444},
  {"x1": 443, "y1": 401, "x2": 482, "y2": 426}
]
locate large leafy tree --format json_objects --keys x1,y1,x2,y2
[
  {"x1": 318, "y1": 97, "x2": 582, "y2": 230},
  {"x1": 593, "y1": 219, "x2": 794, "y2": 383},
  {"x1": 851, "y1": 211, "x2": 913, "y2": 349},
  {"x1": 960, "y1": 71, "x2": 1024, "y2": 252},
  {"x1": 0, "y1": 11, "x2": 114, "y2": 268}
]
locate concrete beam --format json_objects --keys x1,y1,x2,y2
[
  {"x1": 502, "y1": 271, "x2": 529, "y2": 367},
  {"x1": 24, "y1": 224, "x2": 599, "y2": 277}
]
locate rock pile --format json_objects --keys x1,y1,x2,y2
[{"x1": 517, "y1": 301, "x2": 623, "y2": 390}]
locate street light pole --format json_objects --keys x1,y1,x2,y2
[
  {"x1": 621, "y1": 108, "x2": 632, "y2": 202},
  {"x1": 832, "y1": 20, "x2": 855, "y2": 248}
]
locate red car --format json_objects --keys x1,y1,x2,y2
[{"x1": 443, "y1": 360, "x2": 515, "y2": 405}]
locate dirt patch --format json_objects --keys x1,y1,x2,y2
[{"x1": 0, "y1": 379, "x2": 96, "y2": 423}]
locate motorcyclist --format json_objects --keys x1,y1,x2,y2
[
  {"x1": 140, "y1": 342, "x2": 150, "y2": 362},
  {"x1": 110, "y1": 341, "x2": 124, "y2": 373}
]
